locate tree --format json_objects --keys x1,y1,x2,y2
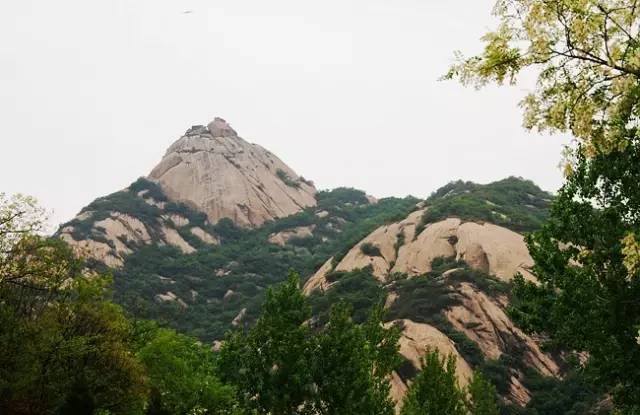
[
  {"x1": 134, "y1": 322, "x2": 239, "y2": 415},
  {"x1": 312, "y1": 302, "x2": 400, "y2": 415},
  {"x1": 467, "y1": 372, "x2": 499, "y2": 415},
  {"x1": 400, "y1": 349, "x2": 466, "y2": 415},
  {"x1": 447, "y1": 1, "x2": 640, "y2": 411},
  {"x1": 218, "y1": 273, "x2": 402, "y2": 415},
  {"x1": 509, "y1": 150, "x2": 640, "y2": 409},
  {"x1": 0, "y1": 195, "x2": 147, "y2": 414},
  {"x1": 218, "y1": 271, "x2": 315, "y2": 415},
  {"x1": 445, "y1": 0, "x2": 640, "y2": 159}
]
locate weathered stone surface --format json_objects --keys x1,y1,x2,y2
[
  {"x1": 148, "y1": 117, "x2": 317, "y2": 227},
  {"x1": 386, "y1": 319, "x2": 473, "y2": 412},
  {"x1": 303, "y1": 210, "x2": 557, "y2": 408},
  {"x1": 302, "y1": 257, "x2": 335, "y2": 295},
  {"x1": 268, "y1": 225, "x2": 315, "y2": 247},
  {"x1": 304, "y1": 212, "x2": 535, "y2": 293},
  {"x1": 190, "y1": 226, "x2": 218, "y2": 245}
]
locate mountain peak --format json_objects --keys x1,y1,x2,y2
[
  {"x1": 207, "y1": 117, "x2": 237, "y2": 137},
  {"x1": 183, "y1": 117, "x2": 238, "y2": 138},
  {"x1": 148, "y1": 118, "x2": 316, "y2": 227}
]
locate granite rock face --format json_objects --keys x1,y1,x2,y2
[
  {"x1": 149, "y1": 117, "x2": 317, "y2": 227},
  {"x1": 58, "y1": 117, "x2": 315, "y2": 266}
]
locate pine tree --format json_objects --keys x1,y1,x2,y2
[
  {"x1": 467, "y1": 372, "x2": 499, "y2": 415},
  {"x1": 400, "y1": 349, "x2": 466, "y2": 415}
]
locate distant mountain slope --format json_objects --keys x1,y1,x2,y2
[
  {"x1": 110, "y1": 187, "x2": 419, "y2": 340},
  {"x1": 149, "y1": 118, "x2": 317, "y2": 227},
  {"x1": 57, "y1": 118, "x2": 317, "y2": 266},
  {"x1": 54, "y1": 119, "x2": 572, "y2": 412},
  {"x1": 303, "y1": 177, "x2": 560, "y2": 410}
]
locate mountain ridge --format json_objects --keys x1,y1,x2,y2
[{"x1": 54, "y1": 117, "x2": 568, "y2": 412}]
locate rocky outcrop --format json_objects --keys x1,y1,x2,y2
[
  {"x1": 302, "y1": 257, "x2": 335, "y2": 295},
  {"x1": 445, "y1": 283, "x2": 558, "y2": 377},
  {"x1": 387, "y1": 319, "x2": 473, "y2": 411},
  {"x1": 389, "y1": 319, "x2": 473, "y2": 385},
  {"x1": 148, "y1": 117, "x2": 317, "y2": 227},
  {"x1": 303, "y1": 213, "x2": 535, "y2": 293},
  {"x1": 303, "y1": 208, "x2": 558, "y2": 408},
  {"x1": 58, "y1": 117, "x2": 315, "y2": 266},
  {"x1": 268, "y1": 225, "x2": 315, "y2": 247},
  {"x1": 59, "y1": 211, "x2": 203, "y2": 265},
  {"x1": 190, "y1": 227, "x2": 218, "y2": 245},
  {"x1": 160, "y1": 226, "x2": 196, "y2": 254},
  {"x1": 59, "y1": 212, "x2": 153, "y2": 267}
]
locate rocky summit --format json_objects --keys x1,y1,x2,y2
[
  {"x1": 148, "y1": 117, "x2": 317, "y2": 227},
  {"x1": 57, "y1": 117, "x2": 318, "y2": 266}
]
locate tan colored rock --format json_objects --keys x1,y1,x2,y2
[
  {"x1": 76, "y1": 211, "x2": 94, "y2": 221},
  {"x1": 393, "y1": 218, "x2": 459, "y2": 276},
  {"x1": 384, "y1": 319, "x2": 474, "y2": 413},
  {"x1": 384, "y1": 292, "x2": 399, "y2": 310},
  {"x1": 315, "y1": 210, "x2": 329, "y2": 218},
  {"x1": 326, "y1": 211, "x2": 534, "y2": 282},
  {"x1": 268, "y1": 225, "x2": 315, "y2": 247},
  {"x1": 93, "y1": 213, "x2": 152, "y2": 255},
  {"x1": 190, "y1": 226, "x2": 218, "y2": 245},
  {"x1": 387, "y1": 319, "x2": 473, "y2": 387},
  {"x1": 455, "y1": 222, "x2": 535, "y2": 282},
  {"x1": 445, "y1": 283, "x2": 559, "y2": 377},
  {"x1": 148, "y1": 117, "x2": 317, "y2": 228},
  {"x1": 334, "y1": 209, "x2": 426, "y2": 281},
  {"x1": 59, "y1": 233, "x2": 122, "y2": 267},
  {"x1": 303, "y1": 257, "x2": 335, "y2": 295},
  {"x1": 155, "y1": 291, "x2": 188, "y2": 308},
  {"x1": 304, "y1": 210, "x2": 425, "y2": 291},
  {"x1": 59, "y1": 212, "x2": 153, "y2": 267},
  {"x1": 509, "y1": 375, "x2": 532, "y2": 406},
  {"x1": 162, "y1": 214, "x2": 190, "y2": 227},
  {"x1": 215, "y1": 268, "x2": 231, "y2": 277},
  {"x1": 389, "y1": 371, "x2": 408, "y2": 411},
  {"x1": 161, "y1": 226, "x2": 196, "y2": 254},
  {"x1": 232, "y1": 308, "x2": 247, "y2": 326}
]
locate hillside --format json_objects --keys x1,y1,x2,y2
[
  {"x1": 57, "y1": 118, "x2": 317, "y2": 267},
  {"x1": 148, "y1": 118, "x2": 317, "y2": 227},
  {"x1": 55, "y1": 127, "x2": 592, "y2": 412},
  {"x1": 300, "y1": 178, "x2": 602, "y2": 413}
]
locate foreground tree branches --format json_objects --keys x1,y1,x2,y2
[{"x1": 447, "y1": 1, "x2": 640, "y2": 412}]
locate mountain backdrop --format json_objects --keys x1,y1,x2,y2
[{"x1": 56, "y1": 118, "x2": 578, "y2": 411}]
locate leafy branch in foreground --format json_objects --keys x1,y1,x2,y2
[{"x1": 445, "y1": 0, "x2": 640, "y2": 161}]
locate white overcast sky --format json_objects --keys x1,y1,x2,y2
[{"x1": 1, "y1": 0, "x2": 570, "y2": 229}]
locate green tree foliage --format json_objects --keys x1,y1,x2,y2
[
  {"x1": 418, "y1": 177, "x2": 552, "y2": 234},
  {"x1": 309, "y1": 266, "x2": 385, "y2": 325},
  {"x1": 0, "y1": 194, "x2": 241, "y2": 415},
  {"x1": 445, "y1": 0, "x2": 640, "y2": 157},
  {"x1": 134, "y1": 323, "x2": 239, "y2": 415},
  {"x1": 467, "y1": 372, "x2": 499, "y2": 415},
  {"x1": 0, "y1": 196, "x2": 148, "y2": 414},
  {"x1": 110, "y1": 186, "x2": 418, "y2": 341},
  {"x1": 218, "y1": 272, "x2": 400, "y2": 415},
  {"x1": 400, "y1": 349, "x2": 466, "y2": 415},
  {"x1": 509, "y1": 145, "x2": 640, "y2": 410},
  {"x1": 312, "y1": 303, "x2": 400, "y2": 415},
  {"x1": 448, "y1": 1, "x2": 640, "y2": 411},
  {"x1": 360, "y1": 242, "x2": 382, "y2": 257},
  {"x1": 217, "y1": 272, "x2": 315, "y2": 414}
]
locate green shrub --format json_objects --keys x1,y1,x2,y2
[
  {"x1": 418, "y1": 177, "x2": 552, "y2": 234},
  {"x1": 360, "y1": 242, "x2": 382, "y2": 257},
  {"x1": 276, "y1": 169, "x2": 300, "y2": 188}
]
